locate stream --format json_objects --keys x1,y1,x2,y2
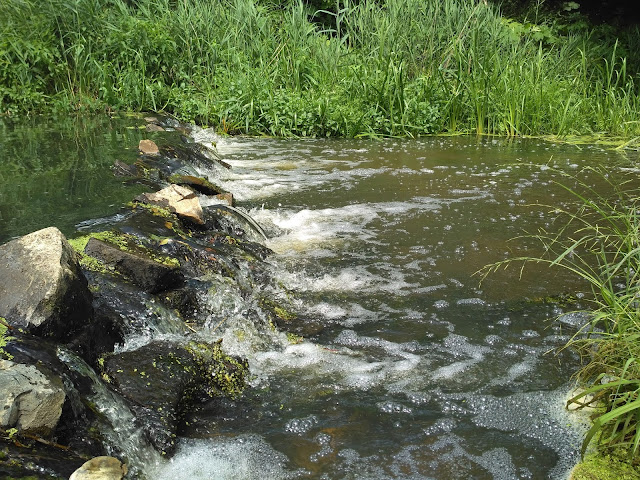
[{"x1": 0, "y1": 117, "x2": 621, "y2": 479}]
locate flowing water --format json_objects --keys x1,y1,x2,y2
[{"x1": 0, "y1": 118, "x2": 624, "y2": 479}]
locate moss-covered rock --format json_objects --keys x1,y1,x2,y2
[
  {"x1": 167, "y1": 174, "x2": 227, "y2": 196},
  {"x1": 101, "y1": 340, "x2": 247, "y2": 455}
]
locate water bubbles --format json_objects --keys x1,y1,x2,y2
[
  {"x1": 434, "y1": 300, "x2": 449, "y2": 309},
  {"x1": 285, "y1": 415, "x2": 319, "y2": 434},
  {"x1": 423, "y1": 418, "x2": 456, "y2": 436},
  {"x1": 377, "y1": 401, "x2": 413, "y2": 414},
  {"x1": 310, "y1": 433, "x2": 334, "y2": 462},
  {"x1": 521, "y1": 329, "x2": 540, "y2": 338},
  {"x1": 456, "y1": 298, "x2": 487, "y2": 306}
]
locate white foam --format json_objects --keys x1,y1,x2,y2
[
  {"x1": 276, "y1": 267, "x2": 418, "y2": 296},
  {"x1": 152, "y1": 435, "x2": 298, "y2": 480},
  {"x1": 249, "y1": 332, "x2": 423, "y2": 393},
  {"x1": 431, "y1": 334, "x2": 491, "y2": 380}
]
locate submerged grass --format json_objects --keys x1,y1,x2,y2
[
  {"x1": 1, "y1": 0, "x2": 639, "y2": 138},
  {"x1": 481, "y1": 168, "x2": 640, "y2": 462}
]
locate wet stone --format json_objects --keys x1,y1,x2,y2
[
  {"x1": 146, "y1": 123, "x2": 165, "y2": 132},
  {"x1": 84, "y1": 237, "x2": 183, "y2": 294},
  {"x1": 135, "y1": 184, "x2": 205, "y2": 225},
  {"x1": 167, "y1": 173, "x2": 227, "y2": 196},
  {"x1": 101, "y1": 341, "x2": 247, "y2": 455},
  {"x1": 69, "y1": 456, "x2": 127, "y2": 480},
  {"x1": 138, "y1": 139, "x2": 159, "y2": 155},
  {"x1": 0, "y1": 227, "x2": 93, "y2": 340}
]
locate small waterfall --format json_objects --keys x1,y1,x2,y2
[{"x1": 56, "y1": 347, "x2": 163, "y2": 477}]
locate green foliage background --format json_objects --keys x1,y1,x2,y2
[{"x1": 1, "y1": 0, "x2": 639, "y2": 137}]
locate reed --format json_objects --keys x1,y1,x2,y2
[
  {"x1": 1, "y1": 0, "x2": 639, "y2": 138},
  {"x1": 480, "y1": 168, "x2": 640, "y2": 458}
]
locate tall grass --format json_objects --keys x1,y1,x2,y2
[
  {"x1": 481, "y1": 168, "x2": 640, "y2": 458},
  {"x1": 1, "y1": 0, "x2": 639, "y2": 138}
]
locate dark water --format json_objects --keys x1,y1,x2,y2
[
  {"x1": 0, "y1": 115, "x2": 149, "y2": 243},
  {"x1": 0, "y1": 118, "x2": 624, "y2": 479}
]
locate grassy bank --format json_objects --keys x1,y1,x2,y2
[{"x1": 1, "y1": 0, "x2": 639, "y2": 138}]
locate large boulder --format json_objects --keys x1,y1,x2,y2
[
  {"x1": 0, "y1": 227, "x2": 93, "y2": 340},
  {"x1": 0, "y1": 359, "x2": 65, "y2": 436}
]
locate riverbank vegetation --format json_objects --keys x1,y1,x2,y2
[
  {"x1": 1, "y1": 0, "x2": 639, "y2": 138},
  {"x1": 482, "y1": 169, "x2": 640, "y2": 468}
]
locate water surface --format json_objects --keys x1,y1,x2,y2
[
  {"x1": 157, "y1": 133, "x2": 617, "y2": 479},
  {"x1": 1, "y1": 119, "x2": 622, "y2": 479}
]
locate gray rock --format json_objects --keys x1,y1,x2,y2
[
  {"x1": 0, "y1": 359, "x2": 65, "y2": 436},
  {"x1": 69, "y1": 456, "x2": 127, "y2": 480},
  {"x1": 84, "y1": 237, "x2": 183, "y2": 294},
  {"x1": 0, "y1": 227, "x2": 93, "y2": 339}
]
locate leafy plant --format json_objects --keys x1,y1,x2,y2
[{"x1": 1, "y1": 0, "x2": 640, "y2": 139}]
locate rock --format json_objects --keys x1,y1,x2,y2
[
  {"x1": 145, "y1": 123, "x2": 165, "y2": 132},
  {"x1": 135, "y1": 184, "x2": 205, "y2": 225},
  {"x1": 102, "y1": 341, "x2": 247, "y2": 454},
  {"x1": 4, "y1": 335, "x2": 109, "y2": 457},
  {"x1": 84, "y1": 237, "x2": 183, "y2": 294},
  {"x1": 167, "y1": 173, "x2": 227, "y2": 196},
  {"x1": 138, "y1": 139, "x2": 159, "y2": 155},
  {"x1": 112, "y1": 160, "x2": 138, "y2": 177},
  {"x1": 203, "y1": 205, "x2": 267, "y2": 242},
  {"x1": 0, "y1": 359, "x2": 65, "y2": 436},
  {"x1": 70, "y1": 456, "x2": 127, "y2": 480},
  {"x1": 0, "y1": 227, "x2": 93, "y2": 340},
  {"x1": 215, "y1": 192, "x2": 234, "y2": 206}
]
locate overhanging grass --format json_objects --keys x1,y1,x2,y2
[
  {"x1": 1, "y1": 0, "x2": 639, "y2": 138},
  {"x1": 480, "y1": 167, "x2": 640, "y2": 459}
]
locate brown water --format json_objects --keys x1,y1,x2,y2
[
  {"x1": 150, "y1": 133, "x2": 621, "y2": 479},
  {"x1": 0, "y1": 119, "x2": 625, "y2": 479}
]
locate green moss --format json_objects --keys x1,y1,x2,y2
[
  {"x1": 128, "y1": 202, "x2": 191, "y2": 239},
  {"x1": 69, "y1": 230, "x2": 180, "y2": 271},
  {"x1": 185, "y1": 341, "x2": 247, "y2": 399},
  {"x1": 570, "y1": 451, "x2": 640, "y2": 480},
  {"x1": 286, "y1": 332, "x2": 303, "y2": 344},
  {"x1": 67, "y1": 235, "x2": 90, "y2": 253},
  {"x1": 78, "y1": 254, "x2": 112, "y2": 274},
  {"x1": 0, "y1": 321, "x2": 14, "y2": 360},
  {"x1": 259, "y1": 297, "x2": 297, "y2": 322},
  {"x1": 128, "y1": 201, "x2": 175, "y2": 220}
]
